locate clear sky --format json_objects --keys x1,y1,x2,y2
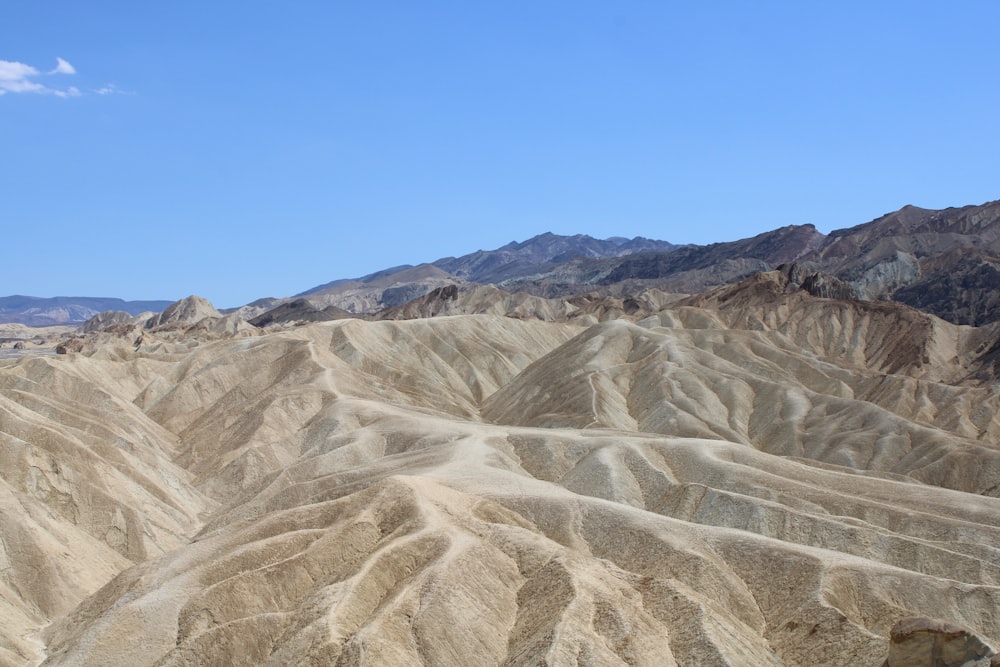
[{"x1": 3, "y1": 2, "x2": 998, "y2": 307}]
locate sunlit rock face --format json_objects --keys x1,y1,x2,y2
[{"x1": 3, "y1": 277, "x2": 1000, "y2": 666}]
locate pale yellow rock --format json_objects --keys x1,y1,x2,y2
[{"x1": 0, "y1": 295, "x2": 996, "y2": 666}]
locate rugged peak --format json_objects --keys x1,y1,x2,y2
[
  {"x1": 430, "y1": 232, "x2": 676, "y2": 285},
  {"x1": 146, "y1": 295, "x2": 221, "y2": 329},
  {"x1": 830, "y1": 200, "x2": 1000, "y2": 243},
  {"x1": 80, "y1": 310, "x2": 135, "y2": 334},
  {"x1": 249, "y1": 298, "x2": 355, "y2": 327},
  {"x1": 777, "y1": 263, "x2": 860, "y2": 301}
]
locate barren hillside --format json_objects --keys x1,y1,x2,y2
[{"x1": 3, "y1": 283, "x2": 1000, "y2": 666}]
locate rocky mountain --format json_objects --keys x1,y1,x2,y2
[
  {"x1": 489, "y1": 223, "x2": 825, "y2": 298},
  {"x1": 287, "y1": 223, "x2": 824, "y2": 318},
  {"x1": 0, "y1": 296, "x2": 172, "y2": 327},
  {"x1": 298, "y1": 264, "x2": 464, "y2": 314},
  {"x1": 488, "y1": 201, "x2": 1000, "y2": 326},
  {"x1": 373, "y1": 284, "x2": 683, "y2": 324},
  {"x1": 292, "y1": 233, "x2": 676, "y2": 316},
  {"x1": 4, "y1": 198, "x2": 1000, "y2": 666},
  {"x1": 284, "y1": 199, "x2": 1000, "y2": 326},
  {"x1": 890, "y1": 248, "x2": 1000, "y2": 326},
  {"x1": 432, "y1": 232, "x2": 677, "y2": 284},
  {"x1": 799, "y1": 200, "x2": 1000, "y2": 324},
  {"x1": 248, "y1": 298, "x2": 356, "y2": 327},
  {"x1": 4, "y1": 268, "x2": 1000, "y2": 665},
  {"x1": 144, "y1": 295, "x2": 221, "y2": 329},
  {"x1": 5, "y1": 200, "x2": 998, "y2": 328}
]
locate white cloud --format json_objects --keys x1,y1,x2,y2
[
  {"x1": 0, "y1": 60, "x2": 42, "y2": 94},
  {"x1": 51, "y1": 57, "x2": 76, "y2": 75},
  {"x1": 95, "y1": 83, "x2": 128, "y2": 95},
  {"x1": 0, "y1": 60, "x2": 39, "y2": 81},
  {"x1": 0, "y1": 57, "x2": 80, "y2": 97}
]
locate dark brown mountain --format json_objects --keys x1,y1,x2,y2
[
  {"x1": 249, "y1": 200, "x2": 1000, "y2": 327},
  {"x1": 432, "y1": 232, "x2": 677, "y2": 283},
  {"x1": 492, "y1": 201, "x2": 1000, "y2": 325},
  {"x1": 891, "y1": 249, "x2": 1000, "y2": 326},
  {"x1": 812, "y1": 201, "x2": 1000, "y2": 262},
  {"x1": 249, "y1": 298, "x2": 357, "y2": 327},
  {"x1": 7, "y1": 199, "x2": 1000, "y2": 328},
  {"x1": 595, "y1": 224, "x2": 824, "y2": 284},
  {"x1": 796, "y1": 199, "x2": 1000, "y2": 324}
]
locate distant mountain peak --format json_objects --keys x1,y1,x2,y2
[
  {"x1": 431, "y1": 232, "x2": 677, "y2": 284},
  {"x1": 0, "y1": 295, "x2": 173, "y2": 327},
  {"x1": 146, "y1": 295, "x2": 221, "y2": 329}
]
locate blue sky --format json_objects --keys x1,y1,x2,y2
[{"x1": 3, "y1": 2, "x2": 998, "y2": 307}]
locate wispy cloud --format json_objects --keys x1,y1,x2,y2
[
  {"x1": 94, "y1": 83, "x2": 129, "y2": 96},
  {"x1": 0, "y1": 57, "x2": 82, "y2": 97}
]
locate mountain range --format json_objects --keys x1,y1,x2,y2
[
  {"x1": 296, "y1": 199, "x2": 1000, "y2": 327},
  {"x1": 3, "y1": 199, "x2": 1000, "y2": 666},
  {"x1": 4, "y1": 200, "x2": 998, "y2": 328},
  {"x1": 0, "y1": 296, "x2": 172, "y2": 328}
]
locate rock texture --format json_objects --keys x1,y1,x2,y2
[
  {"x1": 300, "y1": 264, "x2": 465, "y2": 314},
  {"x1": 248, "y1": 297, "x2": 356, "y2": 327},
  {"x1": 885, "y1": 617, "x2": 998, "y2": 666},
  {"x1": 3, "y1": 277, "x2": 1000, "y2": 666},
  {"x1": 892, "y1": 250, "x2": 1000, "y2": 326},
  {"x1": 433, "y1": 232, "x2": 676, "y2": 284},
  {"x1": 290, "y1": 200, "x2": 1000, "y2": 326},
  {"x1": 144, "y1": 295, "x2": 222, "y2": 329},
  {"x1": 374, "y1": 284, "x2": 684, "y2": 324},
  {"x1": 80, "y1": 310, "x2": 137, "y2": 333}
]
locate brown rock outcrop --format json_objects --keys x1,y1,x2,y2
[
  {"x1": 80, "y1": 310, "x2": 134, "y2": 333},
  {"x1": 885, "y1": 617, "x2": 998, "y2": 666}
]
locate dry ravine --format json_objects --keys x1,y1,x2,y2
[{"x1": 2, "y1": 282, "x2": 1000, "y2": 666}]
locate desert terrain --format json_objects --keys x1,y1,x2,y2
[{"x1": 2, "y1": 266, "x2": 1000, "y2": 666}]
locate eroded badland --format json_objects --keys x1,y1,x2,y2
[{"x1": 4, "y1": 265, "x2": 1000, "y2": 665}]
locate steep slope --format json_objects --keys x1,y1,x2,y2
[
  {"x1": 432, "y1": 232, "x2": 676, "y2": 284},
  {"x1": 299, "y1": 264, "x2": 464, "y2": 314},
  {"x1": 811, "y1": 201, "x2": 1000, "y2": 263},
  {"x1": 248, "y1": 298, "x2": 356, "y2": 327},
  {"x1": 674, "y1": 270, "x2": 999, "y2": 384},
  {"x1": 482, "y1": 317, "x2": 1000, "y2": 493},
  {"x1": 600, "y1": 224, "x2": 826, "y2": 284},
  {"x1": 802, "y1": 199, "x2": 1000, "y2": 323},
  {"x1": 374, "y1": 284, "x2": 684, "y2": 324},
  {"x1": 144, "y1": 295, "x2": 221, "y2": 329},
  {"x1": 4, "y1": 282, "x2": 1000, "y2": 666},
  {"x1": 0, "y1": 354, "x2": 213, "y2": 666},
  {"x1": 488, "y1": 223, "x2": 825, "y2": 298},
  {"x1": 296, "y1": 234, "x2": 676, "y2": 316},
  {"x1": 892, "y1": 248, "x2": 1000, "y2": 326}
]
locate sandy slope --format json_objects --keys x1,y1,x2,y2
[{"x1": 2, "y1": 292, "x2": 1000, "y2": 665}]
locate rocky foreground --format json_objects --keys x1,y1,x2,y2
[{"x1": 3, "y1": 274, "x2": 1000, "y2": 666}]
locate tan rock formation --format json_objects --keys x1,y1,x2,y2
[
  {"x1": 1, "y1": 285, "x2": 1000, "y2": 666},
  {"x1": 145, "y1": 295, "x2": 222, "y2": 330}
]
